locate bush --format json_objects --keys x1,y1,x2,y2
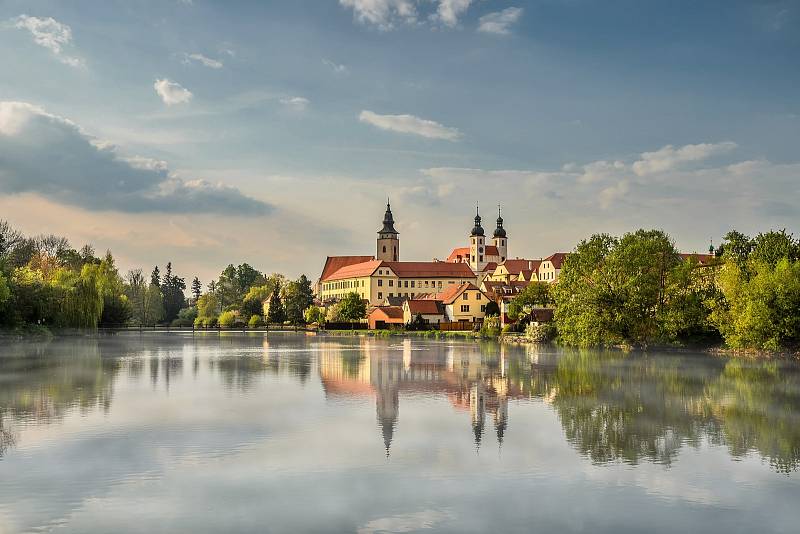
[
  {"x1": 193, "y1": 316, "x2": 204, "y2": 328},
  {"x1": 203, "y1": 315, "x2": 218, "y2": 328},
  {"x1": 304, "y1": 306, "x2": 325, "y2": 325},
  {"x1": 501, "y1": 324, "x2": 515, "y2": 335},
  {"x1": 248, "y1": 314, "x2": 263, "y2": 328},
  {"x1": 218, "y1": 310, "x2": 236, "y2": 328},
  {"x1": 480, "y1": 316, "x2": 501, "y2": 338},
  {"x1": 525, "y1": 322, "x2": 556, "y2": 343}
]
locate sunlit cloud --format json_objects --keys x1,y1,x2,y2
[{"x1": 359, "y1": 110, "x2": 461, "y2": 141}]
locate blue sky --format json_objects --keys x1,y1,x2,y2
[{"x1": 0, "y1": 0, "x2": 798, "y2": 281}]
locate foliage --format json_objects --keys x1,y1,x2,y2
[
  {"x1": 191, "y1": 277, "x2": 202, "y2": 302},
  {"x1": 484, "y1": 300, "x2": 500, "y2": 317},
  {"x1": 160, "y1": 262, "x2": 186, "y2": 323},
  {"x1": 266, "y1": 285, "x2": 286, "y2": 324},
  {"x1": 507, "y1": 281, "x2": 550, "y2": 321},
  {"x1": 218, "y1": 310, "x2": 237, "y2": 328},
  {"x1": 241, "y1": 296, "x2": 263, "y2": 318},
  {"x1": 282, "y1": 275, "x2": 315, "y2": 324},
  {"x1": 336, "y1": 292, "x2": 366, "y2": 322},
  {"x1": 525, "y1": 322, "x2": 556, "y2": 343},
  {"x1": 479, "y1": 315, "x2": 501, "y2": 338},
  {"x1": 172, "y1": 306, "x2": 198, "y2": 326},
  {"x1": 304, "y1": 305, "x2": 325, "y2": 324},
  {"x1": 248, "y1": 314, "x2": 264, "y2": 328}
]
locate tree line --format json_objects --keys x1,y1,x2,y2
[
  {"x1": 505, "y1": 228, "x2": 799, "y2": 351},
  {"x1": 0, "y1": 220, "x2": 315, "y2": 331}
]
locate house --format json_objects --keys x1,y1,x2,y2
[
  {"x1": 487, "y1": 259, "x2": 542, "y2": 283},
  {"x1": 429, "y1": 282, "x2": 491, "y2": 323},
  {"x1": 368, "y1": 306, "x2": 405, "y2": 329},
  {"x1": 538, "y1": 253, "x2": 569, "y2": 283},
  {"x1": 403, "y1": 299, "x2": 445, "y2": 325}
]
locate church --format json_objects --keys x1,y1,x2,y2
[{"x1": 316, "y1": 201, "x2": 522, "y2": 308}]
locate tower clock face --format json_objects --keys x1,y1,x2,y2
[{"x1": 479, "y1": 247, "x2": 483, "y2": 253}]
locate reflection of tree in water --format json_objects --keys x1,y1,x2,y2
[
  {"x1": 0, "y1": 338, "x2": 121, "y2": 456},
  {"x1": 213, "y1": 350, "x2": 315, "y2": 391},
  {"x1": 525, "y1": 349, "x2": 800, "y2": 472}
]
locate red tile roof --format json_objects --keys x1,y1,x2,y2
[
  {"x1": 543, "y1": 253, "x2": 569, "y2": 269},
  {"x1": 680, "y1": 253, "x2": 715, "y2": 265},
  {"x1": 383, "y1": 261, "x2": 475, "y2": 279},
  {"x1": 405, "y1": 299, "x2": 444, "y2": 315},
  {"x1": 485, "y1": 245, "x2": 500, "y2": 256},
  {"x1": 501, "y1": 259, "x2": 542, "y2": 274},
  {"x1": 446, "y1": 247, "x2": 470, "y2": 262},
  {"x1": 482, "y1": 262, "x2": 498, "y2": 272},
  {"x1": 369, "y1": 306, "x2": 405, "y2": 321},
  {"x1": 320, "y1": 255, "x2": 374, "y2": 281},
  {"x1": 324, "y1": 259, "x2": 382, "y2": 281},
  {"x1": 433, "y1": 282, "x2": 483, "y2": 304}
]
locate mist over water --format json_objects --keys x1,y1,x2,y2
[{"x1": 1, "y1": 333, "x2": 799, "y2": 533}]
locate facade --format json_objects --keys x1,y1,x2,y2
[
  {"x1": 402, "y1": 299, "x2": 445, "y2": 325},
  {"x1": 538, "y1": 252, "x2": 568, "y2": 283},
  {"x1": 446, "y1": 205, "x2": 508, "y2": 276},
  {"x1": 487, "y1": 259, "x2": 542, "y2": 283},
  {"x1": 368, "y1": 306, "x2": 405, "y2": 329},
  {"x1": 431, "y1": 282, "x2": 490, "y2": 323}
]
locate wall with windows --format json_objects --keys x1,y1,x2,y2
[{"x1": 445, "y1": 288, "x2": 488, "y2": 323}]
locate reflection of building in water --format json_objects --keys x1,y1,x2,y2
[{"x1": 318, "y1": 339, "x2": 519, "y2": 454}]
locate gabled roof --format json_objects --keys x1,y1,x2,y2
[
  {"x1": 324, "y1": 259, "x2": 383, "y2": 281},
  {"x1": 482, "y1": 262, "x2": 498, "y2": 273},
  {"x1": 369, "y1": 306, "x2": 405, "y2": 321},
  {"x1": 485, "y1": 245, "x2": 500, "y2": 256},
  {"x1": 446, "y1": 247, "x2": 470, "y2": 262},
  {"x1": 434, "y1": 282, "x2": 483, "y2": 304},
  {"x1": 405, "y1": 299, "x2": 445, "y2": 315},
  {"x1": 543, "y1": 253, "x2": 569, "y2": 269},
  {"x1": 383, "y1": 261, "x2": 475, "y2": 278},
  {"x1": 500, "y1": 259, "x2": 542, "y2": 274},
  {"x1": 320, "y1": 255, "x2": 374, "y2": 281}
]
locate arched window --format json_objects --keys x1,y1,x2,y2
[{"x1": 383, "y1": 245, "x2": 386, "y2": 253}]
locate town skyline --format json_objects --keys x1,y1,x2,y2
[{"x1": 1, "y1": 1, "x2": 797, "y2": 282}]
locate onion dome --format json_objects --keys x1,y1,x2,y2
[
  {"x1": 471, "y1": 205, "x2": 484, "y2": 236},
  {"x1": 493, "y1": 205, "x2": 506, "y2": 238}
]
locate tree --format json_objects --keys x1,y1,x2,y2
[
  {"x1": 304, "y1": 305, "x2": 325, "y2": 325},
  {"x1": 266, "y1": 285, "x2": 286, "y2": 324},
  {"x1": 337, "y1": 292, "x2": 366, "y2": 322},
  {"x1": 196, "y1": 293, "x2": 220, "y2": 322},
  {"x1": 484, "y1": 300, "x2": 501, "y2": 317},
  {"x1": 218, "y1": 310, "x2": 236, "y2": 328},
  {"x1": 143, "y1": 284, "x2": 164, "y2": 326},
  {"x1": 125, "y1": 269, "x2": 147, "y2": 325},
  {"x1": 282, "y1": 276, "x2": 315, "y2": 325},
  {"x1": 248, "y1": 314, "x2": 264, "y2": 328},
  {"x1": 507, "y1": 281, "x2": 551, "y2": 321},
  {"x1": 161, "y1": 262, "x2": 186, "y2": 323},
  {"x1": 150, "y1": 266, "x2": 161, "y2": 288},
  {"x1": 241, "y1": 296, "x2": 264, "y2": 318},
  {"x1": 191, "y1": 277, "x2": 202, "y2": 302}
]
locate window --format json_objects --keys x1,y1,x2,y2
[
  {"x1": 461, "y1": 305, "x2": 470, "y2": 313},
  {"x1": 477, "y1": 293, "x2": 481, "y2": 300},
  {"x1": 479, "y1": 255, "x2": 483, "y2": 262},
  {"x1": 389, "y1": 293, "x2": 393, "y2": 298},
  {"x1": 378, "y1": 292, "x2": 383, "y2": 300},
  {"x1": 389, "y1": 280, "x2": 394, "y2": 287},
  {"x1": 471, "y1": 255, "x2": 475, "y2": 262},
  {"x1": 463, "y1": 293, "x2": 468, "y2": 300},
  {"x1": 438, "y1": 281, "x2": 443, "y2": 287},
  {"x1": 411, "y1": 281, "x2": 415, "y2": 288},
  {"x1": 404, "y1": 281, "x2": 408, "y2": 288},
  {"x1": 383, "y1": 246, "x2": 386, "y2": 253},
  {"x1": 378, "y1": 279, "x2": 383, "y2": 287},
  {"x1": 481, "y1": 305, "x2": 486, "y2": 312}
]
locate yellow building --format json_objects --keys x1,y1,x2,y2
[
  {"x1": 433, "y1": 282, "x2": 490, "y2": 323},
  {"x1": 538, "y1": 252, "x2": 568, "y2": 283},
  {"x1": 486, "y1": 259, "x2": 542, "y2": 283}
]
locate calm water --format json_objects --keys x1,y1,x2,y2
[{"x1": 1, "y1": 334, "x2": 799, "y2": 533}]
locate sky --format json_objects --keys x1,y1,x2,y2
[{"x1": 0, "y1": 0, "x2": 798, "y2": 283}]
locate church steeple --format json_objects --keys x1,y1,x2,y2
[
  {"x1": 493, "y1": 204, "x2": 506, "y2": 238},
  {"x1": 471, "y1": 203, "x2": 484, "y2": 236},
  {"x1": 377, "y1": 199, "x2": 399, "y2": 261}
]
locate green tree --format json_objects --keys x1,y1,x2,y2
[
  {"x1": 266, "y1": 285, "x2": 286, "y2": 324},
  {"x1": 248, "y1": 314, "x2": 264, "y2": 328},
  {"x1": 218, "y1": 310, "x2": 236, "y2": 328},
  {"x1": 304, "y1": 305, "x2": 325, "y2": 324},
  {"x1": 337, "y1": 292, "x2": 366, "y2": 322},
  {"x1": 191, "y1": 277, "x2": 202, "y2": 302},
  {"x1": 241, "y1": 296, "x2": 264, "y2": 318},
  {"x1": 282, "y1": 277, "x2": 314, "y2": 325},
  {"x1": 507, "y1": 281, "x2": 551, "y2": 321},
  {"x1": 150, "y1": 266, "x2": 161, "y2": 288},
  {"x1": 196, "y1": 293, "x2": 220, "y2": 321},
  {"x1": 484, "y1": 300, "x2": 501, "y2": 317},
  {"x1": 161, "y1": 262, "x2": 186, "y2": 323},
  {"x1": 143, "y1": 284, "x2": 164, "y2": 326}
]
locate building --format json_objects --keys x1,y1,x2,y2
[
  {"x1": 428, "y1": 282, "x2": 490, "y2": 324},
  {"x1": 367, "y1": 306, "x2": 405, "y2": 330},
  {"x1": 487, "y1": 258, "x2": 542, "y2": 283},
  {"x1": 318, "y1": 202, "x2": 478, "y2": 306},
  {"x1": 538, "y1": 252, "x2": 569, "y2": 283},
  {"x1": 403, "y1": 299, "x2": 445, "y2": 325},
  {"x1": 445, "y1": 205, "x2": 508, "y2": 276}
]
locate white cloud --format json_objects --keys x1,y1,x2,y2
[
  {"x1": 359, "y1": 110, "x2": 461, "y2": 141},
  {"x1": 575, "y1": 160, "x2": 626, "y2": 184},
  {"x1": 280, "y1": 96, "x2": 310, "y2": 111},
  {"x1": 153, "y1": 79, "x2": 193, "y2": 105},
  {"x1": 339, "y1": 0, "x2": 417, "y2": 30},
  {"x1": 323, "y1": 58, "x2": 348, "y2": 73},
  {"x1": 183, "y1": 53, "x2": 223, "y2": 69},
  {"x1": 0, "y1": 101, "x2": 270, "y2": 215},
  {"x1": 632, "y1": 141, "x2": 737, "y2": 176},
  {"x1": 433, "y1": 0, "x2": 473, "y2": 27},
  {"x1": 599, "y1": 180, "x2": 630, "y2": 209},
  {"x1": 478, "y1": 7, "x2": 524, "y2": 35},
  {"x1": 12, "y1": 14, "x2": 85, "y2": 67}
]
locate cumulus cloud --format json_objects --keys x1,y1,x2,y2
[
  {"x1": 12, "y1": 14, "x2": 85, "y2": 67},
  {"x1": 478, "y1": 7, "x2": 524, "y2": 35},
  {"x1": 359, "y1": 110, "x2": 461, "y2": 141},
  {"x1": 280, "y1": 96, "x2": 310, "y2": 111},
  {"x1": 632, "y1": 141, "x2": 737, "y2": 176},
  {"x1": 153, "y1": 79, "x2": 193, "y2": 105},
  {"x1": 433, "y1": 0, "x2": 473, "y2": 27},
  {"x1": 0, "y1": 101, "x2": 270, "y2": 216},
  {"x1": 183, "y1": 53, "x2": 223, "y2": 69},
  {"x1": 339, "y1": 0, "x2": 417, "y2": 30}
]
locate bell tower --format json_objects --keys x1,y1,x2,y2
[
  {"x1": 469, "y1": 204, "x2": 486, "y2": 273},
  {"x1": 377, "y1": 199, "x2": 399, "y2": 262},
  {"x1": 493, "y1": 204, "x2": 508, "y2": 262}
]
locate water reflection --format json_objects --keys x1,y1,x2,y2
[{"x1": 0, "y1": 334, "x2": 799, "y2": 475}]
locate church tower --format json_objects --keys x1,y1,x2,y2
[
  {"x1": 377, "y1": 200, "x2": 399, "y2": 262},
  {"x1": 493, "y1": 205, "x2": 508, "y2": 262},
  {"x1": 469, "y1": 204, "x2": 486, "y2": 273}
]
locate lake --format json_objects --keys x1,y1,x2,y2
[{"x1": 0, "y1": 333, "x2": 799, "y2": 533}]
